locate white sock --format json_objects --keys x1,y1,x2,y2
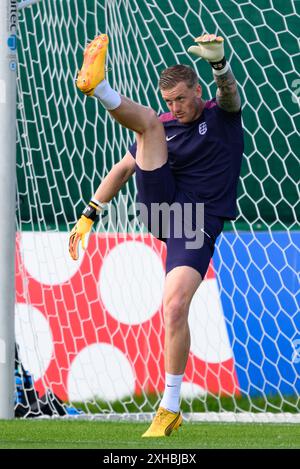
[
  {"x1": 93, "y1": 80, "x2": 121, "y2": 110},
  {"x1": 160, "y1": 372, "x2": 184, "y2": 414}
]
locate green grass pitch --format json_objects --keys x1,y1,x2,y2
[{"x1": 0, "y1": 420, "x2": 299, "y2": 449}]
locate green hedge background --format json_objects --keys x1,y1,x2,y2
[{"x1": 16, "y1": 0, "x2": 299, "y2": 230}]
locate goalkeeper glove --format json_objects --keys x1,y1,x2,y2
[
  {"x1": 69, "y1": 199, "x2": 103, "y2": 261},
  {"x1": 187, "y1": 33, "x2": 228, "y2": 72}
]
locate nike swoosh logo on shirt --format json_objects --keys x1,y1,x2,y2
[{"x1": 166, "y1": 134, "x2": 177, "y2": 141}]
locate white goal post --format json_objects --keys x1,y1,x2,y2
[
  {"x1": 18, "y1": 0, "x2": 42, "y2": 10},
  {"x1": 0, "y1": 0, "x2": 18, "y2": 420},
  {"x1": 9, "y1": 0, "x2": 300, "y2": 422}
]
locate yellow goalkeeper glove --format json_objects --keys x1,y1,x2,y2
[
  {"x1": 188, "y1": 34, "x2": 227, "y2": 71},
  {"x1": 69, "y1": 200, "x2": 102, "y2": 261}
]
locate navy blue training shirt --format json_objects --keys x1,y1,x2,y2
[{"x1": 129, "y1": 98, "x2": 244, "y2": 220}]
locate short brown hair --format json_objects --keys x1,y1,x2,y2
[{"x1": 159, "y1": 64, "x2": 198, "y2": 90}]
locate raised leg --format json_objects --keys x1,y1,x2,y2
[{"x1": 77, "y1": 34, "x2": 167, "y2": 170}]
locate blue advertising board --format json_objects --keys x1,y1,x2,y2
[{"x1": 215, "y1": 231, "x2": 300, "y2": 396}]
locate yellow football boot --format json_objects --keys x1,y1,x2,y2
[
  {"x1": 76, "y1": 33, "x2": 109, "y2": 96},
  {"x1": 142, "y1": 407, "x2": 183, "y2": 437}
]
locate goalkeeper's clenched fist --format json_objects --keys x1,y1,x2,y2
[{"x1": 69, "y1": 200, "x2": 102, "y2": 260}]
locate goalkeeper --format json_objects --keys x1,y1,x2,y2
[{"x1": 69, "y1": 33, "x2": 243, "y2": 437}]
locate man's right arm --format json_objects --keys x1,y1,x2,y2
[
  {"x1": 69, "y1": 151, "x2": 135, "y2": 260},
  {"x1": 93, "y1": 151, "x2": 136, "y2": 204}
]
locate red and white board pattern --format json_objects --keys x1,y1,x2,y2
[{"x1": 15, "y1": 232, "x2": 240, "y2": 402}]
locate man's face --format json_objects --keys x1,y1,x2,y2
[{"x1": 160, "y1": 81, "x2": 202, "y2": 124}]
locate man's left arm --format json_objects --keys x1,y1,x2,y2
[
  {"x1": 214, "y1": 67, "x2": 241, "y2": 113},
  {"x1": 188, "y1": 34, "x2": 241, "y2": 112}
]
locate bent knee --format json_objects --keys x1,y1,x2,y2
[{"x1": 138, "y1": 108, "x2": 162, "y2": 134}]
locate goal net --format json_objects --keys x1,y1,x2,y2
[{"x1": 15, "y1": 0, "x2": 300, "y2": 421}]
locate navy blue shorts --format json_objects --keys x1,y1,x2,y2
[{"x1": 135, "y1": 162, "x2": 224, "y2": 279}]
